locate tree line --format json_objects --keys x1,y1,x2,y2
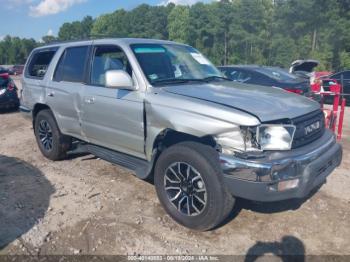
[{"x1": 1, "y1": 0, "x2": 350, "y2": 71}]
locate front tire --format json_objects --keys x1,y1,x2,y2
[
  {"x1": 34, "y1": 109, "x2": 71, "y2": 161},
  {"x1": 154, "y1": 141, "x2": 234, "y2": 231}
]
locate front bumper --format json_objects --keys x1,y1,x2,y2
[{"x1": 220, "y1": 129, "x2": 342, "y2": 202}]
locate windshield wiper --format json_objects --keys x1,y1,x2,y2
[
  {"x1": 152, "y1": 78, "x2": 206, "y2": 86},
  {"x1": 152, "y1": 76, "x2": 232, "y2": 86},
  {"x1": 202, "y1": 76, "x2": 233, "y2": 82}
]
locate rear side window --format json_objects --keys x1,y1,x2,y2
[
  {"x1": 54, "y1": 46, "x2": 89, "y2": 83},
  {"x1": 27, "y1": 50, "x2": 57, "y2": 79}
]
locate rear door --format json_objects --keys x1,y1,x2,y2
[
  {"x1": 81, "y1": 44, "x2": 145, "y2": 159},
  {"x1": 46, "y1": 44, "x2": 91, "y2": 139}
]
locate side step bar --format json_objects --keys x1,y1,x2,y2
[{"x1": 70, "y1": 143, "x2": 151, "y2": 179}]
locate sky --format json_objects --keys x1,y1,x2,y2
[{"x1": 0, "y1": 0, "x2": 210, "y2": 41}]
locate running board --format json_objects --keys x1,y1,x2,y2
[{"x1": 70, "y1": 143, "x2": 151, "y2": 179}]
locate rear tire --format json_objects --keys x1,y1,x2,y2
[
  {"x1": 34, "y1": 109, "x2": 71, "y2": 161},
  {"x1": 154, "y1": 141, "x2": 234, "y2": 231}
]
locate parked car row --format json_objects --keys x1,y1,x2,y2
[
  {"x1": 218, "y1": 65, "x2": 312, "y2": 96},
  {"x1": 0, "y1": 65, "x2": 24, "y2": 76},
  {"x1": 218, "y1": 61, "x2": 349, "y2": 106},
  {"x1": 0, "y1": 73, "x2": 19, "y2": 110}
]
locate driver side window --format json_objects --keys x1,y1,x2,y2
[{"x1": 90, "y1": 45, "x2": 132, "y2": 86}]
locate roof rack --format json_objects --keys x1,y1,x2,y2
[{"x1": 40, "y1": 34, "x2": 121, "y2": 47}]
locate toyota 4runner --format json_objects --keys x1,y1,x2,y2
[{"x1": 20, "y1": 39, "x2": 342, "y2": 231}]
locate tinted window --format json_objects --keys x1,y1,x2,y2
[
  {"x1": 27, "y1": 50, "x2": 56, "y2": 78},
  {"x1": 91, "y1": 45, "x2": 132, "y2": 86},
  {"x1": 224, "y1": 69, "x2": 240, "y2": 80},
  {"x1": 333, "y1": 71, "x2": 350, "y2": 80},
  {"x1": 256, "y1": 67, "x2": 298, "y2": 81},
  {"x1": 0, "y1": 67, "x2": 7, "y2": 74},
  {"x1": 54, "y1": 46, "x2": 89, "y2": 83},
  {"x1": 343, "y1": 71, "x2": 350, "y2": 78},
  {"x1": 225, "y1": 69, "x2": 252, "y2": 83}
]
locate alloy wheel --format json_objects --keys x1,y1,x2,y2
[
  {"x1": 164, "y1": 162, "x2": 207, "y2": 216},
  {"x1": 38, "y1": 120, "x2": 53, "y2": 151}
]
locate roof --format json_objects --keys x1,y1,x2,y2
[{"x1": 35, "y1": 38, "x2": 185, "y2": 51}]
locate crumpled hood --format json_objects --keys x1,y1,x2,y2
[{"x1": 162, "y1": 81, "x2": 320, "y2": 122}]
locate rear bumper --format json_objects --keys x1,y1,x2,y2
[
  {"x1": 220, "y1": 130, "x2": 342, "y2": 202},
  {"x1": 0, "y1": 95, "x2": 19, "y2": 109}
]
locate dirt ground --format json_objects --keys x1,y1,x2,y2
[{"x1": 0, "y1": 76, "x2": 349, "y2": 258}]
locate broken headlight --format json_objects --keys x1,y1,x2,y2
[
  {"x1": 215, "y1": 124, "x2": 296, "y2": 154},
  {"x1": 214, "y1": 127, "x2": 259, "y2": 155}
]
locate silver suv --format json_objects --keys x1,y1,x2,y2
[{"x1": 20, "y1": 38, "x2": 342, "y2": 230}]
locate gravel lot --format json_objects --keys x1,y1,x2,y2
[{"x1": 0, "y1": 76, "x2": 349, "y2": 258}]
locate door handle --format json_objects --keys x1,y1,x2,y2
[
  {"x1": 85, "y1": 97, "x2": 95, "y2": 104},
  {"x1": 47, "y1": 92, "x2": 54, "y2": 97}
]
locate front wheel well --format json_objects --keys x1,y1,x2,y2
[
  {"x1": 143, "y1": 129, "x2": 217, "y2": 182},
  {"x1": 153, "y1": 129, "x2": 217, "y2": 155}
]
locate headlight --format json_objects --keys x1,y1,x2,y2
[
  {"x1": 257, "y1": 125, "x2": 296, "y2": 150},
  {"x1": 0, "y1": 88, "x2": 6, "y2": 96},
  {"x1": 214, "y1": 127, "x2": 259, "y2": 155}
]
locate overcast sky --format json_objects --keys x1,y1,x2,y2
[{"x1": 0, "y1": 0, "x2": 210, "y2": 40}]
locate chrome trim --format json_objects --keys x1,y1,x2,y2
[{"x1": 19, "y1": 105, "x2": 31, "y2": 113}]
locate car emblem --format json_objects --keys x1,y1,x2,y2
[{"x1": 305, "y1": 121, "x2": 321, "y2": 135}]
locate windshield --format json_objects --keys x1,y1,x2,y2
[
  {"x1": 131, "y1": 43, "x2": 223, "y2": 85},
  {"x1": 256, "y1": 67, "x2": 298, "y2": 81}
]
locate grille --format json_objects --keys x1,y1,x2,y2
[{"x1": 291, "y1": 110, "x2": 325, "y2": 148}]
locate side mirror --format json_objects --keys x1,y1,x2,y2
[{"x1": 105, "y1": 70, "x2": 136, "y2": 90}]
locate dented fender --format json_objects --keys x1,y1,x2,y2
[{"x1": 144, "y1": 91, "x2": 260, "y2": 160}]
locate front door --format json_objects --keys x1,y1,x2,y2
[{"x1": 81, "y1": 45, "x2": 145, "y2": 159}]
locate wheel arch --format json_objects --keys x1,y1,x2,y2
[
  {"x1": 143, "y1": 128, "x2": 218, "y2": 181},
  {"x1": 152, "y1": 129, "x2": 217, "y2": 152},
  {"x1": 32, "y1": 103, "x2": 51, "y2": 128}
]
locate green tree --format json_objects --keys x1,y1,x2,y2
[
  {"x1": 58, "y1": 16, "x2": 94, "y2": 40},
  {"x1": 168, "y1": 5, "x2": 190, "y2": 43}
]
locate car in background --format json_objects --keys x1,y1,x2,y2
[
  {"x1": 289, "y1": 59, "x2": 320, "y2": 79},
  {"x1": 10, "y1": 65, "x2": 25, "y2": 75},
  {"x1": 322, "y1": 70, "x2": 350, "y2": 95},
  {"x1": 0, "y1": 66, "x2": 9, "y2": 75},
  {"x1": 218, "y1": 65, "x2": 312, "y2": 96},
  {"x1": 289, "y1": 59, "x2": 332, "y2": 91},
  {"x1": 0, "y1": 74, "x2": 19, "y2": 110},
  {"x1": 320, "y1": 70, "x2": 350, "y2": 105}
]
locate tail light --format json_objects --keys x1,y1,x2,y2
[
  {"x1": 285, "y1": 88, "x2": 303, "y2": 95},
  {"x1": 0, "y1": 73, "x2": 9, "y2": 79}
]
